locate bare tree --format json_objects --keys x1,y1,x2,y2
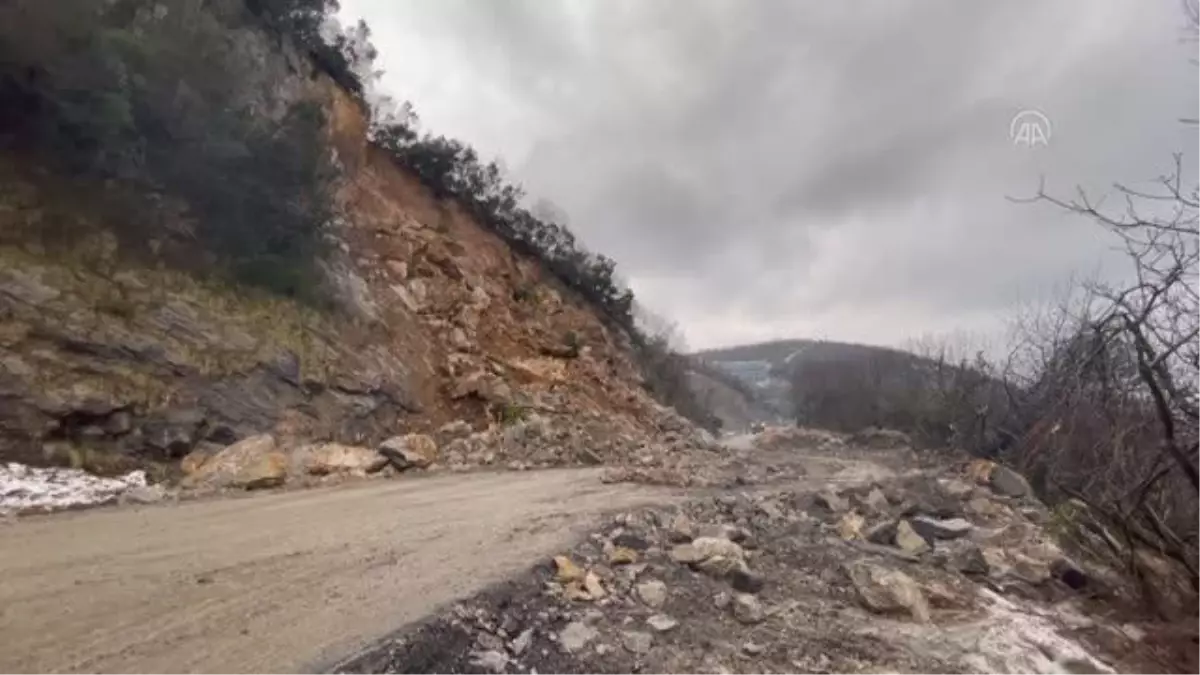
[{"x1": 1006, "y1": 150, "x2": 1199, "y2": 582}]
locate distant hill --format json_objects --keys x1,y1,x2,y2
[
  {"x1": 684, "y1": 359, "x2": 785, "y2": 431},
  {"x1": 693, "y1": 338, "x2": 991, "y2": 435},
  {"x1": 694, "y1": 338, "x2": 922, "y2": 374}
]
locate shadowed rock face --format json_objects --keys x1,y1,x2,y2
[{"x1": 0, "y1": 250, "x2": 417, "y2": 478}]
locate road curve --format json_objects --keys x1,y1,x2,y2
[{"x1": 0, "y1": 469, "x2": 675, "y2": 673}]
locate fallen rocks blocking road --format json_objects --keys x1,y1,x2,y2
[{"x1": 339, "y1": 455, "x2": 1143, "y2": 674}]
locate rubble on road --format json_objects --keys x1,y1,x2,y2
[{"x1": 339, "y1": 448, "x2": 1156, "y2": 675}]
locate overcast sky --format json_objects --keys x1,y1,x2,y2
[{"x1": 339, "y1": 0, "x2": 1198, "y2": 353}]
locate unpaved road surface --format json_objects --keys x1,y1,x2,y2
[{"x1": 0, "y1": 469, "x2": 678, "y2": 673}]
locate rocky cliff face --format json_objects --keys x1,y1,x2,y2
[{"x1": 0, "y1": 41, "x2": 711, "y2": 482}]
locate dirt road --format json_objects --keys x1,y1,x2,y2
[{"x1": 0, "y1": 469, "x2": 677, "y2": 673}]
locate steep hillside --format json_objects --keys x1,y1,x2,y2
[{"x1": 0, "y1": 0, "x2": 713, "y2": 485}]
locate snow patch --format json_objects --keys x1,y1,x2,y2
[
  {"x1": 862, "y1": 588, "x2": 1114, "y2": 673},
  {"x1": 955, "y1": 590, "x2": 1114, "y2": 674},
  {"x1": 0, "y1": 463, "x2": 147, "y2": 515}
]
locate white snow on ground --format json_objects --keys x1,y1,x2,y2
[
  {"x1": 956, "y1": 589, "x2": 1115, "y2": 674},
  {"x1": 866, "y1": 587, "x2": 1114, "y2": 673},
  {"x1": 0, "y1": 463, "x2": 146, "y2": 515}
]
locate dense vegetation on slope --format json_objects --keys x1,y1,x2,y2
[
  {"x1": 1, "y1": 0, "x2": 337, "y2": 302},
  {"x1": 0, "y1": 0, "x2": 714, "y2": 429}
]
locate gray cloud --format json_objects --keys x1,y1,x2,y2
[{"x1": 341, "y1": 0, "x2": 1197, "y2": 350}]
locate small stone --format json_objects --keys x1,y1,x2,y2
[
  {"x1": 838, "y1": 512, "x2": 866, "y2": 540},
  {"x1": 742, "y1": 641, "x2": 765, "y2": 655},
  {"x1": 732, "y1": 593, "x2": 766, "y2": 624},
  {"x1": 690, "y1": 536, "x2": 746, "y2": 561},
  {"x1": 636, "y1": 580, "x2": 668, "y2": 608},
  {"x1": 988, "y1": 465, "x2": 1030, "y2": 497},
  {"x1": 594, "y1": 643, "x2": 611, "y2": 656},
  {"x1": 621, "y1": 630, "x2": 653, "y2": 655},
  {"x1": 646, "y1": 614, "x2": 678, "y2": 632},
  {"x1": 510, "y1": 628, "x2": 533, "y2": 656},
  {"x1": 668, "y1": 514, "x2": 695, "y2": 542},
  {"x1": 909, "y1": 516, "x2": 972, "y2": 540},
  {"x1": 559, "y1": 621, "x2": 598, "y2": 652},
  {"x1": 695, "y1": 555, "x2": 744, "y2": 578},
  {"x1": 470, "y1": 649, "x2": 509, "y2": 673},
  {"x1": 608, "y1": 546, "x2": 639, "y2": 565},
  {"x1": 553, "y1": 555, "x2": 585, "y2": 583},
  {"x1": 713, "y1": 591, "x2": 732, "y2": 609},
  {"x1": 671, "y1": 543, "x2": 703, "y2": 564},
  {"x1": 895, "y1": 520, "x2": 931, "y2": 555},
  {"x1": 583, "y1": 571, "x2": 607, "y2": 599}
]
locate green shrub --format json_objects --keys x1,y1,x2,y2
[{"x1": 0, "y1": 0, "x2": 340, "y2": 304}]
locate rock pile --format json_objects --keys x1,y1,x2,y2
[
  {"x1": 179, "y1": 432, "x2": 440, "y2": 491},
  {"x1": 346, "y1": 459, "x2": 1134, "y2": 674}
]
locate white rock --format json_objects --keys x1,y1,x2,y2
[{"x1": 559, "y1": 621, "x2": 598, "y2": 653}]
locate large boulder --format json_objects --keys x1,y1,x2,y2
[
  {"x1": 844, "y1": 560, "x2": 930, "y2": 622},
  {"x1": 182, "y1": 434, "x2": 287, "y2": 490},
  {"x1": 294, "y1": 443, "x2": 387, "y2": 476},
  {"x1": 379, "y1": 434, "x2": 438, "y2": 470}
]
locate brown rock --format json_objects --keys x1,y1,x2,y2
[
  {"x1": 554, "y1": 555, "x2": 585, "y2": 583},
  {"x1": 608, "y1": 546, "x2": 638, "y2": 565},
  {"x1": 583, "y1": 571, "x2": 606, "y2": 599},
  {"x1": 296, "y1": 443, "x2": 387, "y2": 476},
  {"x1": 895, "y1": 520, "x2": 931, "y2": 555},
  {"x1": 839, "y1": 512, "x2": 867, "y2": 540},
  {"x1": 182, "y1": 434, "x2": 287, "y2": 490},
  {"x1": 180, "y1": 446, "x2": 216, "y2": 475},
  {"x1": 844, "y1": 560, "x2": 930, "y2": 623},
  {"x1": 379, "y1": 434, "x2": 437, "y2": 470}
]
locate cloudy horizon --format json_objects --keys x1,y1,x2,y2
[{"x1": 339, "y1": 0, "x2": 1198, "y2": 353}]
